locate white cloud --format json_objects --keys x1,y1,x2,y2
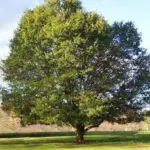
[{"x1": 0, "y1": 22, "x2": 18, "y2": 60}]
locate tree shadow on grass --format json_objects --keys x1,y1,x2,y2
[
  {"x1": 0, "y1": 131, "x2": 150, "y2": 149},
  {"x1": 86, "y1": 131, "x2": 150, "y2": 144}
]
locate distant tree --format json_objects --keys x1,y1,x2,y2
[
  {"x1": 1, "y1": 0, "x2": 150, "y2": 143},
  {"x1": 143, "y1": 110, "x2": 150, "y2": 130}
]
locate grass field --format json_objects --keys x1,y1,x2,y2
[{"x1": 0, "y1": 131, "x2": 150, "y2": 149}]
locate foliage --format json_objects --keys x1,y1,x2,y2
[
  {"x1": 1, "y1": 0, "x2": 150, "y2": 142},
  {"x1": 143, "y1": 110, "x2": 150, "y2": 130}
]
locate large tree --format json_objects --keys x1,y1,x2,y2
[{"x1": 1, "y1": 0, "x2": 150, "y2": 143}]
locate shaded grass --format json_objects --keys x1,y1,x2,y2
[
  {"x1": 0, "y1": 132, "x2": 75, "y2": 138},
  {"x1": 0, "y1": 131, "x2": 150, "y2": 149}
]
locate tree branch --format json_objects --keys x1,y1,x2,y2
[{"x1": 85, "y1": 124, "x2": 100, "y2": 132}]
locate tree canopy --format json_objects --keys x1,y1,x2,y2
[{"x1": 1, "y1": 0, "x2": 150, "y2": 143}]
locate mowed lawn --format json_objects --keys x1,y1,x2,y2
[{"x1": 0, "y1": 131, "x2": 150, "y2": 150}]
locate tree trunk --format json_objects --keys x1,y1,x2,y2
[{"x1": 76, "y1": 124, "x2": 85, "y2": 143}]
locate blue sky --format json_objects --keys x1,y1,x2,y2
[
  {"x1": 0, "y1": 0, "x2": 150, "y2": 60},
  {"x1": 81, "y1": 0, "x2": 150, "y2": 50}
]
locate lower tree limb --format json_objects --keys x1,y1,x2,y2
[{"x1": 85, "y1": 124, "x2": 100, "y2": 132}]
